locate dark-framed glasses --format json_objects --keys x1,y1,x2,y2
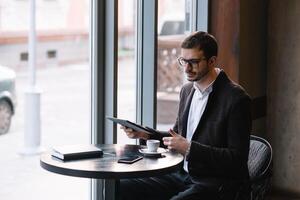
[{"x1": 177, "y1": 57, "x2": 206, "y2": 67}]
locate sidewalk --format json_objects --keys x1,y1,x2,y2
[{"x1": 0, "y1": 64, "x2": 91, "y2": 200}]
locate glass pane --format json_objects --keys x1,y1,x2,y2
[
  {"x1": 157, "y1": 0, "x2": 188, "y2": 130},
  {"x1": 117, "y1": 0, "x2": 136, "y2": 144},
  {"x1": 0, "y1": 0, "x2": 90, "y2": 199}
]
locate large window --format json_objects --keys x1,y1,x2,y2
[
  {"x1": 0, "y1": 0, "x2": 90, "y2": 199},
  {"x1": 0, "y1": 0, "x2": 208, "y2": 199},
  {"x1": 156, "y1": 0, "x2": 188, "y2": 130}
]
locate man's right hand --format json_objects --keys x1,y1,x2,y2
[{"x1": 120, "y1": 126, "x2": 150, "y2": 140}]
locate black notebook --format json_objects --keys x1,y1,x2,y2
[{"x1": 51, "y1": 145, "x2": 103, "y2": 161}]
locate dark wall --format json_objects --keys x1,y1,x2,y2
[
  {"x1": 267, "y1": 0, "x2": 300, "y2": 195},
  {"x1": 240, "y1": 0, "x2": 268, "y2": 134},
  {"x1": 209, "y1": 0, "x2": 240, "y2": 83},
  {"x1": 209, "y1": 0, "x2": 268, "y2": 133},
  {"x1": 240, "y1": 0, "x2": 268, "y2": 98}
]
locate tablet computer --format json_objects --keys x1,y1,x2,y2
[{"x1": 107, "y1": 117, "x2": 154, "y2": 135}]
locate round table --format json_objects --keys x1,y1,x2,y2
[{"x1": 40, "y1": 144, "x2": 184, "y2": 200}]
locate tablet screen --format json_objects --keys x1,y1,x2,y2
[{"x1": 106, "y1": 117, "x2": 153, "y2": 134}]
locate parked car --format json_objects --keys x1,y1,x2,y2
[
  {"x1": 0, "y1": 65, "x2": 16, "y2": 135},
  {"x1": 159, "y1": 20, "x2": 185, "y2": 36}
]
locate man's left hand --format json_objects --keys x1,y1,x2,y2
[{"x1": 163, "y1": 129, "x2": 190, "y2": 155}]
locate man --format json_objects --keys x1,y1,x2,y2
[{"x1": 120, "y1": 31, "x2": 251, "y2": 200}]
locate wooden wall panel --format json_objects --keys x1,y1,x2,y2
[{"x1": 209, "y1": 0, "x2": 240, "y2": 82}]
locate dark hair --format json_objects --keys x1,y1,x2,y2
[{"x1": 181, "y1": 31, "x2": 218, "y2": 60}]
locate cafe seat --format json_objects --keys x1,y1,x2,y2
[
  {"x1": 234, "y1": 135, "x2": 272, "y2": 200},
  {"x1": 247, "y1": 135, "x2": 272, "y2": 200}
]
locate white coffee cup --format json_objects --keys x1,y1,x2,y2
[{"x1": 146, "y1": 139, "x2": 160, "y2": 152}]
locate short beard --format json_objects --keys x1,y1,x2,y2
[{"x1": 192, "y1": 67, "x2": 210, "y2": 82}]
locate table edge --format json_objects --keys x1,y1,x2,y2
[{"x1": 40, "y1": 159, "x2": 183, "y2": 179}]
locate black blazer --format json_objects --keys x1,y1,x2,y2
[{"x1": 151, "y1": 71, "x2": 252, "y2": 184}]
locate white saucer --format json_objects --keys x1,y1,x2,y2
[{"x1": 138, "y1": 148, "x2": 167, "y2": 156}]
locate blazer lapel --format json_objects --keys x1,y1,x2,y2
[
  {"x1": 182, "y1": 87, "x2": 195, "y2": 138},
  {"x1": 191, "y1": 71, "x2": 227, "y2": 140}
]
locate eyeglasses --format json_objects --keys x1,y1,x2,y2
[{"x1": 177, "y1": 57, "x2": 206, "y2": 67}]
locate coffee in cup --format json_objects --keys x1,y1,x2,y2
[{"x1": 146, "y1": 139, "x2": 160, "y2": 152}]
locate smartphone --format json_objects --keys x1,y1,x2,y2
[{"x1": 117, "y1": 155, "x2": 143, "y2": 164}]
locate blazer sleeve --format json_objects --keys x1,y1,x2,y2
[{"x1": 187, "y1": 94, "x2": 251, "y2": 174}]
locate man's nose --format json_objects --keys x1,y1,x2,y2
[{"x1": 184, "y1": 64, "x2": 193, "y2": 72}]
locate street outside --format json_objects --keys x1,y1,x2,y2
[{"x1": 0, "y1": 63, "x2": 92, "y2": 200}]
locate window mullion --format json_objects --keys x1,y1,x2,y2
[
  {"x1": 136, "y1": 0, "x2": 158, "y2": 129},
  {"x1": 195, "y1": 0, "x2": 209, "y2": 31},
  {"x1": 91, "y1": 0, "x2": 118, "y2": 199}
]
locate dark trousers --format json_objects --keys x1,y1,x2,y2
[{"x1": 119, "y1": 170, "x2": 239, "y2": 200}]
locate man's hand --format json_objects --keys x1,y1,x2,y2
[
  {"x1": 163, "y1": 129, "x2": 190, "y2": 155},
  {"x1": 120, "y1": 126, "x2": 150, "y2": 140}
]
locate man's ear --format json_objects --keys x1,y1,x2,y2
[{"x1": 208, "y1": 56, "x2": 217, "y2": 66}]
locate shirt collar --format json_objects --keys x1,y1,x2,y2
[{"x1": 193, "y1": 82, "x2": 213, "y2": 99}]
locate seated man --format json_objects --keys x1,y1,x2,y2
[{"x1": 120, "y1": 31, "x2": 251, "y2": 200}]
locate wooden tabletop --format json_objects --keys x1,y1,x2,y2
[{"x1": 40, "y1": 144, "x2": 184, "y2": 179}]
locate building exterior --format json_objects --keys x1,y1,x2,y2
[{"x1": 0, "y1": 0, "x2": 89, "y2": 70}]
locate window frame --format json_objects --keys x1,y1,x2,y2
[
  {"x1": 136, "y1": 0, "x2": 158, "y2": 129},
  {"x1": 90, "y1": 0, "x2": 118, "y2": 199}
]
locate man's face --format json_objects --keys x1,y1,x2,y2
[{"x1": 180, "y1": 48, "x2": 211, "y2": 82}]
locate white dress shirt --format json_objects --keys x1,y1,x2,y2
[{"x1": 183, "y1": 68, "x2": 220, "y2": 172}]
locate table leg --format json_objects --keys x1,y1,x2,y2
[{"x1": 103, "y1": 179, "x2": 120, "y2": 200}]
